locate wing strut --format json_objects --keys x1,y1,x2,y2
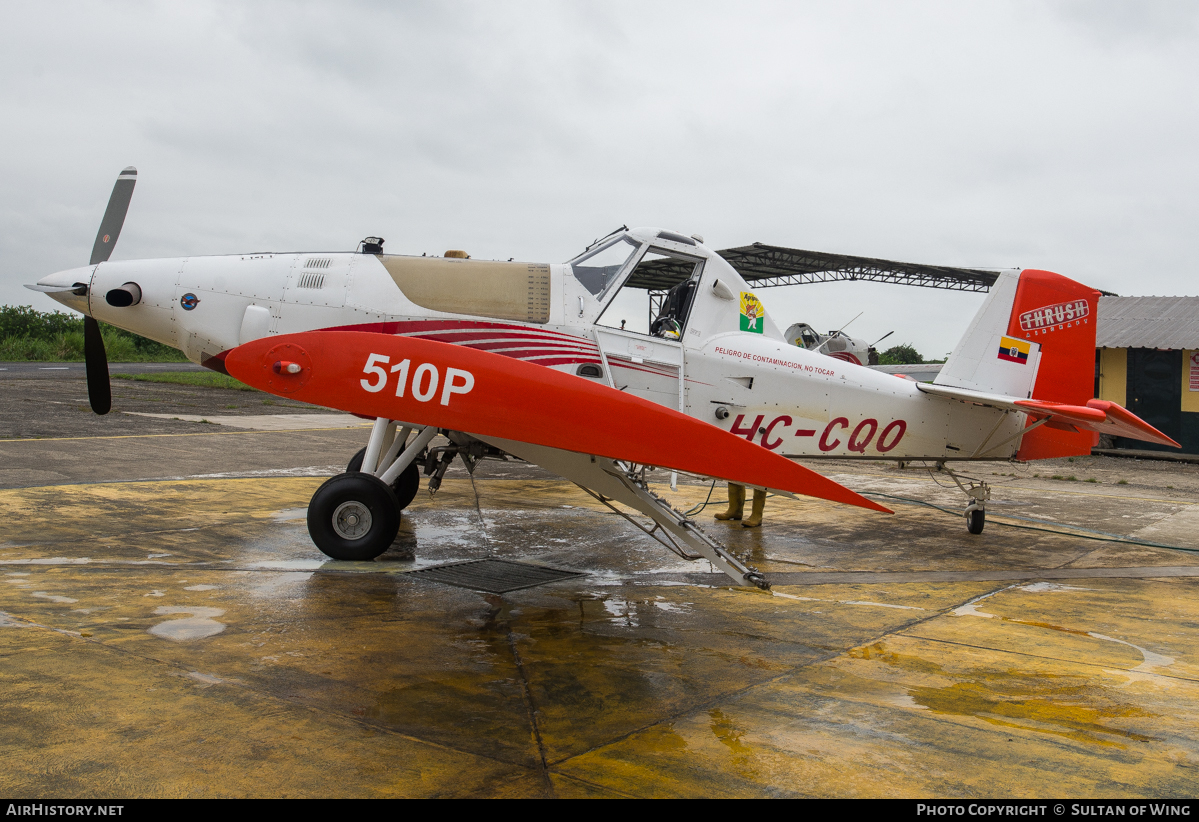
[{"x1": 477, "y1": 436, "x2": 770, "y2": 588}]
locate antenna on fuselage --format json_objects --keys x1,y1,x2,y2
[
  {"x1": 829, "y1": 311, "x2": 863, "y2": 337},
  {"x1": 583, "y1": 225, "x2": 629, "y2": 253}
]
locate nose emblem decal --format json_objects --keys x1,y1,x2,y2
[{"x1": 180, "y1": 293, "x2": 200, "y2": 311}]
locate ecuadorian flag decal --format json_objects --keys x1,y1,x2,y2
[
  {"x1": 998, "y1": 336, "x2": 1031, "y2": 364},
  {"x1": 740, "y1": 292, "x2": 764, "y2": 333}
]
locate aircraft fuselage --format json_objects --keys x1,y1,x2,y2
[{"x1": 38, "y1": 227, "x2": 1024, "y2": 462}]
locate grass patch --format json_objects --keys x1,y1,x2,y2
[
  {"x1": 1117, "y1": 479, "x2": 1129, "y2": 485},
  {"x1": 113, "y1": 372, "x2": 255, "y2": 391},
  {"x1": 1085, "y1": 478, "x2": 1099, "y2": 483},
  {"x1": 1051, "y1": 474, "x2": 1078, "y2": 481},
  {"x1": 1, "y1": 304, "x2": 186, "y2": 362}
]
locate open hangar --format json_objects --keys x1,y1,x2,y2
[{"x1": 2, "y1": 247, "x2": 1198, "y2": 798}]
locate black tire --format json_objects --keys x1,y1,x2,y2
[
  {"x1": 307, "y1": 473, "x2": 400, "y2": 561},
  {"x1": 347, "y1": 447, "x2": 421, "y2": 510},
  {"x1": 391, "y1": 462, "x2": 420, "y2": 509},
  {"x1": 966, "y1": 508, "x2": 985, "y2": 535}
]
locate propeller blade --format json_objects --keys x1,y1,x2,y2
[
  {"x1": 83, "y1": 316, "x2": 111, "y2": 415},
  {"x1": 89, "y1": 167, "x2": 137, "y2": 266}
]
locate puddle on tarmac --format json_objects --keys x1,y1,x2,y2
[
  {"x1": 180, "y1": 670, "x2": 232, "y2": 686},
  {"x1": 952, "y1": 583, "x2": 1174, "y2": 673},
  {"x1": 31, "y1": 592, "x2": 77, "y2": 603},
  {"x1": 244, "y1": 559, "x2": 327, "y2": 571},
  {"x1": 247, "y1": 572, "x2": 312, "y2": 598},
  {"x1": 149, "y1": 606, "x2": 226, "y2": 641},
  {"x1": 1089, "y1": 634, "x2": 1175, "y2": 673},
  {"x1": 272, "y1": 508, "x2": 308, "y2": 522},
  {"x1": 0, "y1": 611, "x2": 28, "y2": 628},
  {"x1": 183, "y1": 584, "x2": 219, "y2": 591},
  {"x1": 774, "y1": 591, "x2": 926, "y2": 611}
]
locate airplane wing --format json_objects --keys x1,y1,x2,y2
[
  {"x1": 916, "y1": 383, "x2": 1180, "y2": 448},
  {"x1": 223, "y1": 330, "x2": 891, "y2": 513}
]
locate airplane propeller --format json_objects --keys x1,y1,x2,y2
[{"x1": 80, "y1": 167, "x2": 138, "y2": 415}]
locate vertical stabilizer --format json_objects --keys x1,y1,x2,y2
[
  {"x1": 936, "y1": 269, "x2": 1102, "y2": 460},
  {"x1": 934, "y1": 272, "x2": 1041, "y2": 399}
]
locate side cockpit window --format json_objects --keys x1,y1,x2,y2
[
  {"x1": 569, "y1": 237, "x2": 640, "y2": 296},
  {"x1": 597, "y1": 247, "x2": 704, "y2": 338}
]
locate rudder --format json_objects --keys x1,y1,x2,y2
[
  {"x1": 1007, "y1": 269, "x2": 1100, "y2": 404},
  {"x1": 1008, "y1": 269, "x2": 1101, "y2": 459},
  {"x1": 936, "y1": 269, "x2": 1101, "y2": 460}
]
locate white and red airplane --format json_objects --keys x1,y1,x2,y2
[{"x1": 28, "y1": 168, "x2": 1179, "y2": 589}]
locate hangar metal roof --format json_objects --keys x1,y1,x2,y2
[
  {"x1": 1096, "y1": 296, "x2": 1199, "y2": 350},
  {"x1": 630, "y1": 242, "x2": 1009, "y2": 292}
]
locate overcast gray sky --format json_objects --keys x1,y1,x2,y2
[{"x1": 2, "y1": 0, "x2": 1196, "y2": 357}]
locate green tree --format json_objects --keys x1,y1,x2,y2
[{"x1": 878, "y1": 343, "x2": 923, "y2": 365}]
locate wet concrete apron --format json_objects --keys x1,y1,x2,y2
[{"x1": 1, "y1": 459, "x2": 1198, "y2": 796}]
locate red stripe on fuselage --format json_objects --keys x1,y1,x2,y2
[{"x1": 321, "y1": 319, "x2": 601, "y2": 368}]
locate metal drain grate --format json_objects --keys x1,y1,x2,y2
[{"x1": 405, "y1": 558, "x2": 586, "y2": 594}]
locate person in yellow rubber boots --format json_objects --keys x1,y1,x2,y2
[{"x1": 714, "y1": 484, "x2": 768, "y2": 528}]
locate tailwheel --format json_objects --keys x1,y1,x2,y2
[
  {"x1": 347, "y1": 447, "x2": 421, "y2": 510},
  {"x1": 307, "y1": 473, "x2": 400, "y2": 561},
  {"x1": 965, "y1": 506, "x2": 985, "y2": 535}
]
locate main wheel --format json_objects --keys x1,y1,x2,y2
[
  {"x1": 347, "y1": 447, "x2": 421, "y2": 510},
  {"x1": 307, "y1": 473, "x2": 400, "y2": 561},
  {"x1": 966, "y1": 508, "x2": 985, "y2": 535}
]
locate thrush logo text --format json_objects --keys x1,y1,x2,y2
[{"x1": 1018, "y1": 300, "x2": 1089, "y2": 334}]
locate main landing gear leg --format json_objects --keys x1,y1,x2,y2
[
  {"x1": 309, "y1": 420, "x2": 438, "y2": 560},
  {"x1": 936, "y1": 462, "x2": 990, "y2": 535}
]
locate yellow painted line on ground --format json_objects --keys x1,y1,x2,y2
[{"x1": 0, "y1": 426, "x2": 371, "y2": 443}]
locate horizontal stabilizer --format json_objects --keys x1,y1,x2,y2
[
  {"x1": 917, "y1": 383, "x2": 1179, "y2": 449},
  {"x1": 1016, "y1": 399, "x2": 1181, "y2": 448},
  {"x1": 224, "y1": 330, "x2": 891, "y2": 514}
]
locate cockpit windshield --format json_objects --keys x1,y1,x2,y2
[{"x1": 568, "y1": 236, "x2": 640, "y2": 296}]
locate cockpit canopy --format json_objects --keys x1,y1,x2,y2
[
  {"x1": 568, "y1": 228, "x2": 711, "y2": 336},
  {"x1": 569, "y1": 236, "x2": 640, "y2": 296}
]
